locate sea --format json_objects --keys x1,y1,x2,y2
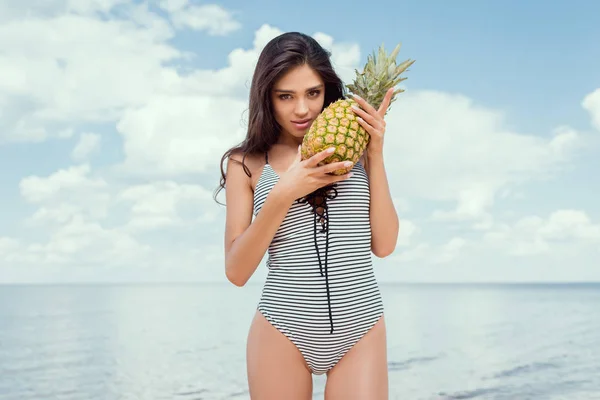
[{"x1": 0, "y1": 282, "x2": 599, "y2": 400}]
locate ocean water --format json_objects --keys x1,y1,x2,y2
[{"x1": 0, "y1": 282, "x2": 599, "y2": 400}]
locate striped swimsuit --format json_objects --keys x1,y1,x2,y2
[{"x1": 253, "y1": 152, "x2": 384, "y2": 375}]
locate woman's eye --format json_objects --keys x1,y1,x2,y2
[{"x1": 278, "y1": 90, "x2": 320, "y2": 100}]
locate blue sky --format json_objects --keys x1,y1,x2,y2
[{"x1": 0, "y1": 0, "x2": 599, "y2": 284}]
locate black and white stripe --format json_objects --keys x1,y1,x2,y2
[{"x1": 252, "y1": 160, "x2": 384, "y2": 375}]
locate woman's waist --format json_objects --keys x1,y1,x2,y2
[
  {"x1": 259, "y1": 276, "x2": 382, "y2": 310},
  {"x1": 263, "y1": 260, "x2": 377, "y2": 284},
  {"x1": 268, "y1": 235, "x2": 372, "y2": 255},
  {"x1": 266, "y1": 250, "x2": 373, "y2": 270}
]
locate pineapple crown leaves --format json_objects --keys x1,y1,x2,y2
[{"x1": 345, "y1": 43, "x2": 415, "y2": 113}]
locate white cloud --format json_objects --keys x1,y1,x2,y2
[
  {"x1": 392, "y1": 220, "x2": 468, "y2": 264},
  {"x1": 158, "y1": 0, "x2": 188, "y2": 12},
  {"x1": 582, "y1": 88, "x2": 600, "y2": 132},
  {"x1": 20, "y1": 164, "x2": 106, "y2": 203},
  {"x1": 392, "y1": 235, "x2": 467, "y2": 265},
  {"x1": 0, "y1": 237, "x2": 20, "y2": 256},
  {"x1": 115, "y1": 94, "x2": 248, "y2": 176},
  {"x1": 312, "y1": 32, "x2": 362, "y2": 84},
  {"x1": 396, "y1": 219, "x2": 418, "y2": 246},
  {"x1": 0, "y1": 2, "x2": 180, "y2": 143},
  {"x1": 0, "y1": 0, "x2": 130, "y2": 21},
  {"x1": 167, "y1": 3, "x2": 242, "y2": 35},
  {"x1": 393, "y1": 197, "x2": 411, "y2": 213},
  {"x1": 20, "y1": 164, "x2": 107, "y2": 204},
  {"x1": 383, "y1": 90, "x2": 583, "y2": 224},
  {"x1": 484, "y1": 210, "x2": 600, "y2": 256},
  {"x1": 118, "y1": 181, "x2": 217, "y2": 231},
  {"x1": 20, "y1": 164, "x2": 111, "y2": 228},
  {"x1": 72, "y1": 132, "x2": 101, "y2": 161},
  {"x1": 33, "y1": 216, "x2": 150, "y2": 263},
  {"x1": 157, "y1": 0, "x2": 243, "y2": 36},
  {"x1": 433, "y1": 237, "x2": 468, "y2": 264},
  {"x1": 178, "y1": 24, "x2": 283, "y2": 97},
  {"x1": 5, "y1": 163, "x2": 219, "y2": 275},
  {"x1": 1, "y1": 214, "x2": 151, "y2": 270},
  {"x1": 0, "y1": 95, "x2": 48, "y2": 143}
]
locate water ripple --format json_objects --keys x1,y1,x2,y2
[
  {"x1": 438, "y1": 386, "x2": 504, "y2": 399},
  {"x1": 491, "y1": 361, "x2": 560, "y2": 379},
  {"x1": 388, "y1": 355, "x2": 439, "y2": 371}
]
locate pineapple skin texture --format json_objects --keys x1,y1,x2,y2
[{"x1": 301, "y1": 98, "x2": 368, "y2": 175}]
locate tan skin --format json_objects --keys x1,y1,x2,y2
[{"x1": 224, "y1": 64, "x2": 399, "y2": 399}]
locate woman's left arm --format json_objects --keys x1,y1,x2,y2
[
  {"x1": 351, "y1": 89, "x2": 400, "y2": 258},
  {"x1": 363, "y1": 151, "x2": 399, "y2": 257}
]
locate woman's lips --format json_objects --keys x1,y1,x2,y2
[{"x1": 291, "y1": 119, "x2": 312, "y2": 130}]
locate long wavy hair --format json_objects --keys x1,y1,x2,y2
[{"x1": 213, "y1": 32, "x2": 346, "y2": 204}]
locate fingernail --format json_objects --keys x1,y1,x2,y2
[
  {"x1": 327, "y1": 147, "x2": 335, "y2": 153},
  {"x1": 344, "y1": 161, "x2": 353, "y2": 167},
  {"x1": 348, "y1": 173, "x2": 354, "y2": 178}
]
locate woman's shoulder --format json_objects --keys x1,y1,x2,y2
[
  {"x1": 229, "y1": 149, "x2": 266, "y2": 172},
  {"x1": 228, "y1": 149, "x2": 267, "y2": 191}
]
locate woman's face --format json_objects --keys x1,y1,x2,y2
[{"x1": 271, "y1": 64, "x2": 325, "y2": 141}]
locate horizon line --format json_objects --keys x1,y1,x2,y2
[{"x1": 1, "y1": 280, "x2": 599, "y2": 286}]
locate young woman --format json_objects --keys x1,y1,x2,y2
[{"x1": 215, "y1": 32, "x2": 399, "y2": 399}]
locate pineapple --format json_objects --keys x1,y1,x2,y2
[{"x1": 301, "y1": 43, "x2": 414, "y2": 175}]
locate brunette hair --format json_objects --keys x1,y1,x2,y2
[{"x1": 213, "y1": 31, "x2": 345, "y2": 204}]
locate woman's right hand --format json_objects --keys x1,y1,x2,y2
[{"x1": 273, "y1": 145, "x2": 354, "y2": 203}]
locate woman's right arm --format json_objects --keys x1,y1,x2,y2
[
  {"x1": 223, "y1": 156, "x2": 295, "y2": 286},
  {"x1": 223, "y1": 147, "x2": 353, "y2": 286}
]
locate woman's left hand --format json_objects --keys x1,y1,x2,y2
[{"x1": 350, "y1": 87, "x2": 394, "y2": 156}]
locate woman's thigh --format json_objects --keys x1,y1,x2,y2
[
  {"x1": 324, "y1": 315, "x2": 388, "y2": 400},
  {"x1": 246, "y1": 310, "x2": 313, "y2": 400}
]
